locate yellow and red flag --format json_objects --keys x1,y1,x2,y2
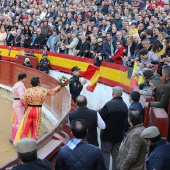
[
  {"x1": 130, "y1": 61, "x2": 145, "y2": 88},
  {"x1": 83, "y1": 64, "x2": 100, "y2": 92}
]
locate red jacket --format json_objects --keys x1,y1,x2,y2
[
  {"x1": 113, "y1": 45, "x2": 125, "y2": 65},
  {"x1": 155, "y1": 1, "x2": 164, "y2": 7}
]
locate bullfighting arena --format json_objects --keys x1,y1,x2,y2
[{"x1": 0, "y1": 95, "x2": 54, "y2": 165}]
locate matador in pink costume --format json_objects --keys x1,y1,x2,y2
[{"x1": 10, "y1": 73, "x2": 27, "y2": 143}]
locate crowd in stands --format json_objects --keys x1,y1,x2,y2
[
  {"x1": 3, "y1": 0, "x2": 170, "y2": 169},
  {"x1": 1, "y1": 0, "x2": 170, "y2": 68}
]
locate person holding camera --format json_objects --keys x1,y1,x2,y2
[
  {"x1": 94, "y1": 38, "x2": 104, "y2": 66},
  {"x1": 139, "y1": 70, "x2": 164, "y2": 100},
  {"x1": 23, "y1": 58, "x2": 33, "y2": 68}
]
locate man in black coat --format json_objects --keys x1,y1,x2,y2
[
  {"x1": 99, "y1": 86, "x2": 128, "y2": 170},
  {"x1": 13, "y1": 29, "x2": 21, "y2": 47},
  {"x1": 55, "y1": 120, "x2": 106, "y2": 170},
  {"x1": 69, "y1": 95, "x2": 105, "y2": 146},
  {"x1": 34, "y1": 28, "x2": 46, "y2": 49},
  {"x1": 77, "y1": 35, "x2": 90, "y2": 58},
  {"x1": 6, "y1": 30, "x2": 14, "y2": 46},
  {"x1": 69, "y1": 66, "x2": 86, "y2": 102},
  {"x1": 11, "y1": 138, "x2": 52, "y2": 170}
]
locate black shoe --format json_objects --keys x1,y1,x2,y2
[{"x1": 9, "y1": 139, "x2": 13, "y2": 144}]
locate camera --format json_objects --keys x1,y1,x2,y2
[
  {"x1": 160, "y1": 54, "x2": 166, "y2": 59},
  {"x1": 151, "y1": 60, "x2": 159, "y2": 64}
]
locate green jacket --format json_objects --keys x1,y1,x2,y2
[
  {"x1": 140, "y1": 75, "x2": 164, "y2": 100},
  {"x1": 150, "y1": 79, "x2": 170, "y2": 111}
]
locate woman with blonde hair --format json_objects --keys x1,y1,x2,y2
[
  {"x1": 158, "y1": 32, "x2": 168, "y2": 46},
  {"x1": 0, "y1": 28, "x2": 7, "y2": 45}
]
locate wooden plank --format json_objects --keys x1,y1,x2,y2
[{"x1": 38, "y1": 139, "x2": 63, "y2": 160}]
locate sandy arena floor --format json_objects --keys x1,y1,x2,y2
[{"x1": 0, "y1": 96, "x2": 54, "y2": 166}]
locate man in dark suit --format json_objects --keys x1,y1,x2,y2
[
  {"x1": 69, "y1": 95, "x2": 105, "y2": 146},
  {"x1": 6, "y1": 30, "x2": 14, "y2": 46},
  {"x1": 34, "y1": 28, "x2": 46, "y2": 49},
  {"x1": 103, "y1": 32, "x2": 115, "y2": 62}
]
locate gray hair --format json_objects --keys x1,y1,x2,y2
[
  {"x1": 112, "y1": 86, "x2": 123, "y2": 95},
  {"x1": 142, "y1": 39, "x2": 151, "y2": 44},
  {"x1": 162, "y1": 65, "x2": 170, "y2": 78}
]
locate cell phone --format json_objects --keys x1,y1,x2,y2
[{"x1": 146, "y1": 81, "x2": 150, "y2": 86}]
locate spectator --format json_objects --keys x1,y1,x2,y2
[
  {"x1": 55, "y1": 120, "x2": 106, "y2": 170},
  {"x1": 89, "y1": 36, "x2": 97, "y2": 58},
  {"x1": 155, "y1": 0, "x2": 164, "y2": 7},
  {"x1": 139, "y1": 69, "x2": 164, "y2": 100},
  {"x1": 145, "y1": 29, "x2": 157, "y2": 45},
  {"x1": 124, "y1": 91, "x2": 144, "y2": 132},
  {"x1": 41, "y1": 19, "x2": 51, "y2": 38},
  {"x1": 142, "y1": 38, "x2": 152, "y2": 51},
  {"x1": 56, "y1": 33, "x2": 67, "y2": 53},
  {"x1": 151, "y1": 40, "x2": 166, "y2": 58},
  {"x1": 146, "y1": 65, "x2": 170, "y2": 112},
  {"x1": 141, "y1": 126, "x2": 170, "y2": 170},
  {"x1": 94, "y1": 37, "x2": 104, "y2": 66},
  {"x1": 158, "y1": 32, "x2": 168, "y2": 47},
  {"x1": 23, "y1": 34, "x2": 31, "y2": 48},
  {"x1": 117, "y1": 109, "x2": 147, "y2": 170},
  {"x1": 129, "y1": 91, "x2": 144, "y2": 118},
  {"x1": 99, "y1": 86, "x2": 128, "y2": 170},
  {"x1": 0, "y1": 28, "x2": 7, "y2": 45},
  {"x1": 123, "y1": 36, "x2": 136, "y2": 67},
  {"x1": 112, "y1": 40, "x2": 125, "y2": 64},
  {"x1": 77, "y1": 35, "x2": 90, "y2": 58},
  {"x1": 128, "y1": 22, "x2": 138, "y2": 35},
  {"x1": 11, "y1": 138, "x2": 52, "y2": 170},
  {"x1": 65, "y1": 33, "x2": 79, "y2": 56},
  {"x1": 23, "y1": 58, "x2": 33, "y2": 68},
  {"x1": 112, "y1": 13, "x2": 122, "y2": 30},
  {"x1": 69, "y1": 66, "x2": 87, "y2": 102},
  {"x1": 104, "y1": 20, "x2": 112, "y2": 33},
  {"x1": 13, "y1": 29, "x2": 21, "y2": 47},
  {"x1": 38, "y1": 52, "x2": 50, "y2": 74},
  {"x1": 69, "y1": 95, "x2": 105, "y2": 146},
  {"x1": 6, "y1": 29, "x2": 14, "y2": 46},
  {"x1": 136, "y1": 48, "x2": 159, "y2": 75},
  {"x1": 103, "y1": 32, "x2": 114, "y2": 62},
  {"x1": 34, "y1": 28, "x2": 46, "y2": 49},
  {"x1": 46, "y1": 29, "x2": 59, "y2": 52}
]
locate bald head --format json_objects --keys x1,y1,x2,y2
[{"x1": 76, "y1": 95, "x2": 87, "y2": 107}]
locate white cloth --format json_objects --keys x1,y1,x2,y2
[
  {"x1": 65, "y1": 37, "x2": 79, "y2": 55},
  {"x1": 97, "y1": 112, "x2": 106, "y2": 129}
]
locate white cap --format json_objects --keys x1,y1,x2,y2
[{"x1": 141, "y1": 126, "x2": 160, "y2": 139}]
